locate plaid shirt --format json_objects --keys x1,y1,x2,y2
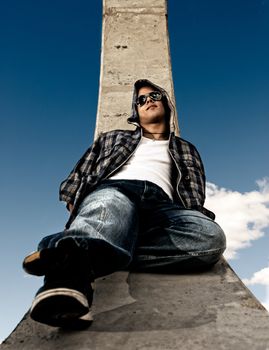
[{"x1": 60, "y1": 128, "x2": 215, "y2": 227}]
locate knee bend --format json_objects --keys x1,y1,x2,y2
[{"x1": 204, "y1": 221, "x2": 226, "y2": 253}]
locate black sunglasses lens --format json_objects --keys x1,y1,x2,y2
[
  {"x1": 137, "y1": 95, "x2": 146, "y2": 106},
  {"x1": 150, "y1": 92, "x2": 162, "y2": 100},
  {"x1": 136, "y1": 91, "x2": 162, "y2": 106}
]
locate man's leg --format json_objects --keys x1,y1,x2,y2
[
  {"x1": 132, "y1": 203, "x2": 226, "y2": 271},
  {"x1": 38, "y1": 185, "x2": 139, "y2": 277},
  {"x1": 24, "y1": 184, "x2": 139, "y2": 327}
]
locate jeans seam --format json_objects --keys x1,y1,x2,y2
[
  {"x1": 169, "y1": 214, "x2": 214, "y2": 222},
  {"x1": 141, "y1": 181, "x2": 147, "y2": 202},
  {"x1": 96, "y1": 204, "x2": 107, "y2": 234},
  {"x1": 136, "y1": 248, "x2": 225, "y2": 261}
]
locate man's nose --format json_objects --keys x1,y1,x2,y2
[{"x1": 145, "y1": 95, "x2": 153, "y2": 103}]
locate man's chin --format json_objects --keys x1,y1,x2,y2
[{"x1": 144, "y1": 115, "x2": 165, "y2": 124}]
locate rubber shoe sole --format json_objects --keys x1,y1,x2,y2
[{"x1": 30, "y1": 288, "x2": 93, "y2": 328}]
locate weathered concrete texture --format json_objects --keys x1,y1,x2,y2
[
  {"x1": 2, "y1": 259, "x2": 269, "y2": 349},
  {"x1": 95, "y1": 0, "x2": 179, "y2": 136}
]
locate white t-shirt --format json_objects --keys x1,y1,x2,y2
[{"x1": 109, "y1": 136, "x2": 173, "y2": 199}]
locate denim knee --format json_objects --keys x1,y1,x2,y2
[
  {"x1": 201, "y1": 218, "x2": 226, "y2": 254},
  {"x1": 168, "y1": 210, "x2": 226, "y2": 256}
]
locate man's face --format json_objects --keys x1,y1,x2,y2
[{"x1": 136, "y1": 86, "x2": 166, "y2": 127}]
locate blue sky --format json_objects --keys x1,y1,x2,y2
[{"x1": 1, "y1": 0, "x2": 269, "y2": 342}]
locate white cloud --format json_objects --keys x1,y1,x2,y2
[
  {"x1": 242, "y1": 265, "x2": 269, "y2": 312},
  {"x1": 242, "y1": 267, "x2": 269, "y2": 286},
  {"x1": 205, "y1": 177, "x2": 269, "y2": 259}
]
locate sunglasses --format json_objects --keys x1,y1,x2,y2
[{"x1": 136, "y1": 91, "x2": 163, "y2": 107}]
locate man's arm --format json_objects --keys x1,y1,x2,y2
[{"x1": 59, "y1": 136, "x2": 101, "y2": 209}]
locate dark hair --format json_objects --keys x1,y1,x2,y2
[{"x1": 161, "y1": 94, "x2": 171, "y2": 120}]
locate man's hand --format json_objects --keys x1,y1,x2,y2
[{"x1": 68, "y1": 203, "x2": 74, "y2": 212}]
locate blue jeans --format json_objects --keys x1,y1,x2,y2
[{"x1": 38, "y1": 180, "x2": 226, "y2": 279}]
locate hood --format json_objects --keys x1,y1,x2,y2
[{"x1": 127, "y1": 79, "x2": 176, "y2": 133}]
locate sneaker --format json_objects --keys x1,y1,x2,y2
[
  {"x1": 26, "y1": 241, "x2": 95, "y2": 328},
  {"x1": 30, "y1": 281, "x2": 94, "y2": 328},
  {"x1": 23, "y1": 248, "x2": 69, "y2": 276}
]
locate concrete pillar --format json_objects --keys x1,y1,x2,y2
[{"x1": 95, "y1": 0, "x2": 179, "y2": 136}]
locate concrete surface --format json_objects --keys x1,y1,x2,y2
[
  {"x1": 95, "y1": 0, "x2": 179, "y2": 136},
  {"x1": 2, "y1": 259, "x2": 269, "y2": 349}
]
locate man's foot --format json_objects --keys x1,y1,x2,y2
[{"x1": 30, "y1": 281, "x2": 94, "y2": 328}]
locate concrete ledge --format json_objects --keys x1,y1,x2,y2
[{"x1": 2, "y1": 258, "x2": 269, "y2": 349}]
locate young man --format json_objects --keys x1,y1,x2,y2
[{"x1": 23, "y1": 79, "x2": 226, "y2": 328}]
